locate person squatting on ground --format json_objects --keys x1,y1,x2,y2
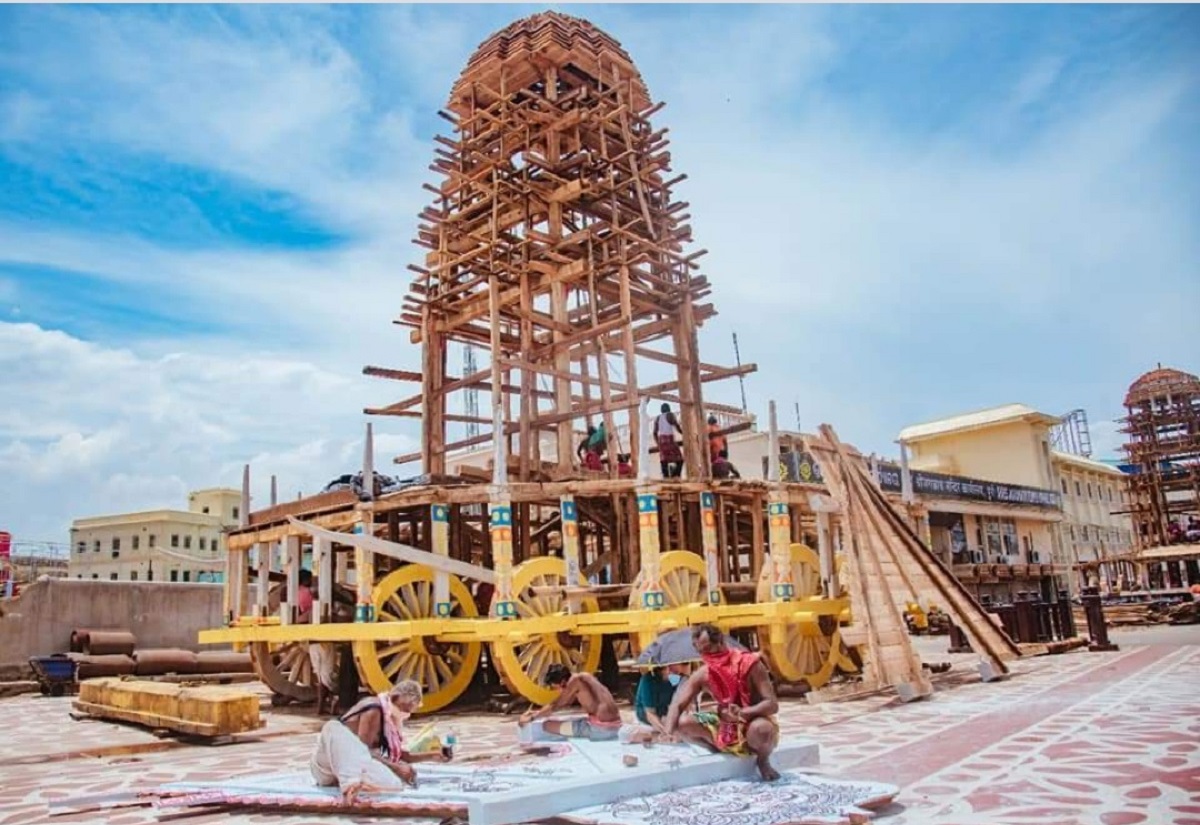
[
  {"x1": 518, "y1": 664, "x2": 624, "y2": 741},
  {"x1": 310, "y1": 680, "x2": 449, "y2": 803},
  {"x1": 664, "y1": 624, "x2": 782, "y2": 781}
]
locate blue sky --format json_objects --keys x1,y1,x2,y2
[{"x1": 0, "y1": 4, "x2": 1197, "y2": 542}]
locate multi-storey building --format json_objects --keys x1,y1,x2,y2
[
  {"x1": 68, "y1": 488, "x2": 240, "y2": 583},
  {"x1": 1050, "y1": 451, "x2": 1135, "y2": 591}
]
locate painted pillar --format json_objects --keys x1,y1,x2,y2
[
  {"x1": 354, "y1": 517, "x2": 375, "y2": 622},
  {"x1": 699, "y1": 490, "x2": 721, "y2": 605},
  {"x1": 765, "y1": 402, "x2": 793, "y2": 600},
  {"x1": 560, "y1": 495, "x2": 583, "y2": 612},
  {"x1": 490, "y1": 495, "x2": 517, "y2": 618},
  {"x1": 316, "y1": 535, "x2": 333, "y2": 624},
  {"x1": 637, "y1": 487, "x2": 665, "y2": 609},
  {"x1": 431, "y1": 503, "x2": 452, "y2": 617},
  {"x1": 255, "y1": 542, "x2": 271, "y2": 617},
  {"x1": 768, "y1": 498, "x2": 794, "y2": 600},
  {"x1": 282, "y1": 534, "x2": 300, "y2": 625}
]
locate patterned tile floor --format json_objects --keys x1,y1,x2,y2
[{"x1": 2, "y1": 627, "x2": 1197, "y2": 825}]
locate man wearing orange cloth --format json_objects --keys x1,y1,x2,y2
[{"x1": 664, "y1": 623, "x2": 781, "y2": 781}]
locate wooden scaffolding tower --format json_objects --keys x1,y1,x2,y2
[
  {"x1": 1120, "y1": 365, "x2": 1200, "y2": 549},
  {"x1": 363, "y1": 11, "x2": 753, "y2": 480}
]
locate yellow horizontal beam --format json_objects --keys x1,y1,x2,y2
[{"x1": 198, "y1": 598, "x2": 851, "y2": 646}]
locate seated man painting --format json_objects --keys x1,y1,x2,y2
[
  {"x1": 310, "y1": 680, "x2": 449, "y2": 804},
  {"x1": 664, "y1": 624, "x2": 782, "y2": 781},
  {"x1": 518, "y1": 664, "x2": 623, "y2": 742}
]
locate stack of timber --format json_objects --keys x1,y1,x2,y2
[
  {"x1": 1073, "y1": 601, "x2": 1176, "y2": 628},
  {"x1": 74, "y1": 678, "x2": 262, "y2": 738},
  {"x1": 805, "y1": 425, "x2": 1021, "y2": 699}
]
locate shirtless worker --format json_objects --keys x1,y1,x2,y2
[
  {"x1": 664, "y1": 623, "x2": 782, "y2": 781},
  {"x1": 518, "y1": 664, "x2": 623, "y2": 741}
]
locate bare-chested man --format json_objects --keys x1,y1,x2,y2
[
  {"x1": 518, "y1": 664, "x2": 623, "y2": 741},
  {"x1": 664, "y1": 624, "x2": 781, "y2": 781}
]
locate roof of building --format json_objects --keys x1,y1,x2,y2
[
  {"x1": 1124, "y1": 365, "x2": 1200, "y2": 406},
  {"x1": 1050, "y1": 450, "x2": 1126, "y2": 476},
  {"x1": 898, "y1": 403, "x2": 1061, "y2": 444}
]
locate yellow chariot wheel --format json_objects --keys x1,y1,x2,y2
[
  {"x1": 490, "y1": 556, "x2": 601, "y2": 707},
  {"x1": 628, "y1": 549, "x2": 721, "y2": 653},
  {"x1": 250, "y1": 641, "x2": 316, "y2": 702},
  {"x1": 353, "y1": 565, "x2": 480, "y2": 714},
  {"x1": 755, "y1": 543, "x2": 852, "y2": 689}
]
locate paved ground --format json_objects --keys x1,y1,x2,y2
[{"x1": 2, "y1": 626, "x2": 1197, "y2": 825}]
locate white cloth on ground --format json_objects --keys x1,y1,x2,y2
[{"x1": 310, "y1": 720, "x2": 409, "y2": 792}]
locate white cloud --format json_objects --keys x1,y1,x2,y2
[
  {"x1": 0, "y1": 5, "x2": 1195, "y2": 545},
  {"x1": 0, "y1": 322, "x2": 417, "y2": 541}
]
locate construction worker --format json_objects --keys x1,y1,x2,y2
[
  {"x1": 707, "y1": 414, "x2": 727, "y2": 464},
  {"x1": 576, "y1": 423, "x2": 607, "y2": 471},
  {"x1": 712, "y1": 450, "x2": 741, "y2": 479},
  {"x1": 654, "y1": 404, "x2": 684, "y2": 478}
]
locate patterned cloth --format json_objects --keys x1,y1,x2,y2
[
  {"x1": 700, "y1": 649, "x2": 768, "y2": 752},
  {"x1": 657, "y1": 434, "x2": 683, "y2": 464}
]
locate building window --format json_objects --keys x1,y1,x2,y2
[
  {"x1": 171, "y1": 534, "x2": 180, "y2": 548},
  {"x1": 1060, "y1": 479, "x2": 1067, "y2": 494},
  {"x1": 130, "y1": 571, "x2": 138, "y2": 581},
  {"x1": 92, "y1": 573, "x2": 99, "y2": 579},
  {"x1": 109, "y1": 572, "x2": 118, "y2": 580},
  {"x1": 93, "y1": 540, "x2": 101, "y2": 552},
  {"x1": 202, "y1": 506, "x2": 210, "y2": 514},
  {"x1": 1082, "y1": 526, "x2": 1090, "y2": 541},
  {"x1": 112, "y1": 537, "x2": 120, "y2": 551},
  {"x1": 132, "y1": 535, "x2": 140, "y2": 550},
  {"x1": 76, "y1": 541, "x2": 85, "y2": 554},
  {"x1": 1087, "y1": 483, "x2": 1093, "y2": 499},
  {"x1": 1069, "y1": 525, "x2": 1076, "y2": 540},
  {"x1": 184, "y1": 535, "x2": 192, "y2": 549},
  {"x1": 170, "y1": 570, "x2": 178, "y2": 582},
  {"x1": 232, "y1": 507, "x2": 239, "y2": 520},
  {"x1": 149, "y1": 534, "x2": 156, "y2": 548},
  {"x1": 199, "y1": 537, "x2": 207, "y2": 551},
  {"x1": 1075, "y1": 481, "x2": 1082, "y2": 497},
  {"x1": 182, "y1": 571, "x2": 191, "y2": 582}
]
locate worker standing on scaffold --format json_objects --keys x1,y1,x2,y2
[{"x1": 655, "y1": 403, "x2": 684, "y2": 478}]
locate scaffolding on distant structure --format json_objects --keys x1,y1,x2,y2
[
  {"x1": 1050, "y1": 408, "x2": 1092, "y2": 458},
  {"x1": 1119, "y1": 365, "x2": 1200, "y2": 550}
]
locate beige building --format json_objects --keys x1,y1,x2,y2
[
  {"x1": 69, "y1": 489, "x2": 241, "y2": 583},
  {"x1": 1050, "y1": 451, "x2": 1134, "y2": 590}
]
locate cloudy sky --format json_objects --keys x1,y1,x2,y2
[{"x1": 1, "y1": 4, "x2": 1197, "y2": 543}]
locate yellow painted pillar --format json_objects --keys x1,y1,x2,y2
[
  {"x1": 699, "y1": 491, "x2": 721, "y2": 605},
  {"x1": 768, "y1": 498, "x2": 794, "y2": 600},
  {"x1": 431, "y1": 503, "x2": 452, "y2": 617},
  {"x1": 354, "y1": 517, "x2": 375, "y2": 622},
  {"x1": 637, "y1": 488, "x2": 665, "y2": 609},
  {"x1": 560, "y1": 495, "x2": 582, "y2": 592},
  {"x1": 490, "y1": 499, "x2": 517, "y2": 618}
]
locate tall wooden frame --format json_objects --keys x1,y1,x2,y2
[{"x1": 363, "y1": 12, "x2": 753, "y2": 480}]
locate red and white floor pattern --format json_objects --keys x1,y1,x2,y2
[{"x1": 1, "y1": 634, "x2": 1196, "y2": 825}]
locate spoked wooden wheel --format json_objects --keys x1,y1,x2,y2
[
  {"x1": 250, "y1": 641, "x2": 316, "y2": 702},
  {"x1": 628, "y1": 550, "x2": 720, "y2": 654},
  {"x1": 353, "y1": 565, "x2": 480, "y2": 713},
  {"x1": 755, "y1": 544, "x2": 846, "y2": 689},
  {"x1": 490, "y1": 556, "x2": 601, "y2": 706}
]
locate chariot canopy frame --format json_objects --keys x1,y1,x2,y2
[{"x1": 362, "y1": 11, "x2": 754, "y2": 481}]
